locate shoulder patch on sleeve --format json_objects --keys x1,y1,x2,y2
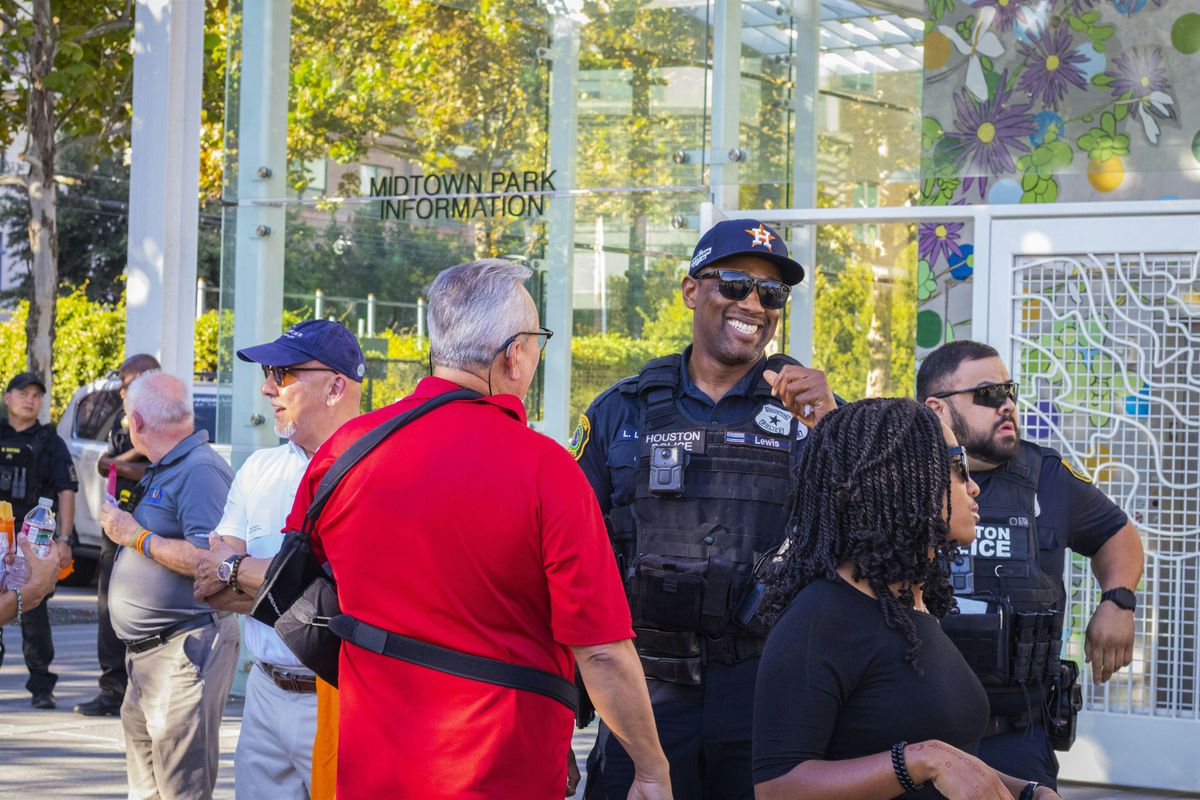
[
  {"x1": 1061, "y1": 459, "x2": 1092, "y2": 484},
  {"x1": 567, "y1": 414, "x2": 591, "y2": 461}
]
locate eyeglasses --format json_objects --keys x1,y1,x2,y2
[
  {"x1": 695, "y1": 270, "x2": 791, "y2": 310},
  {"x1": 947, "y1": 445, "x2": 971, "y2": 483},
  {"x1": 260, "y1": 364, "x2": 336, "y2": 387},
  {"x1": 495, "y1": 326, "x2": 554, "y2": 358},
  {"x1": 931, "y1": 381, "x2": 1019, "y2": 409}
]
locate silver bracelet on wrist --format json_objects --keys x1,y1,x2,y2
[{"x1": 15, "y1": 587, "x2": 23, "y2": 623}]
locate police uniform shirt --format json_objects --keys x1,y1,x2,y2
[
  {"x1": 574, "y1": 346, "x2": 809, "y2": 512},
  {"x1": 971, "y1": 443, "x2": 1128, "y2": 597},
  {"x1": 0, "y1": 420, "x2": 79, "y2": 520}
]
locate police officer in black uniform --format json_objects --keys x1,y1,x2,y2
[
  {"x1": 575, "y1": 219, "x2": 838, "y2": 799},
  {"x1": 919, "y1": 340, "x2": 1144, "y2": 790},
  {"x1": 74, "y1": 353, "x2": 160, "y2": 717},
  {"x1": 0, "y1": 372, "x2": 78, "y2": 709}
]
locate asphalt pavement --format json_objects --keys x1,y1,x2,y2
[{"x1": 0, "y1": 586, "x2": 1191, "y2": 799}]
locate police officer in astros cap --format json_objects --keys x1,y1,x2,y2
[
  {"x1": 575, "y1": 219, "x2": 839, "y2": 798},
  {"x1": 919, "y1": 340, "x2": 1144, "y2": 791}
]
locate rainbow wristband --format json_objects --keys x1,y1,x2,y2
[
  {"x1": 141, "y1": 532, "x2": 156, "y2": 560},
  {"x1": 133, "y1": 528, "x2": 150, "y2": 553}
]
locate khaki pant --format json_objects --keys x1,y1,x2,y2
[
  {"x1": 122, "y1": 615, "x2": 240, "y2": 800},
  {"x1": 235, "y1": 663, "x2": 318, "y2": 799}
]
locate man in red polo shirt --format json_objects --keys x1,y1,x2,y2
[{"x1": 286, "y1": 259, "x2": 671, "y2": 800}]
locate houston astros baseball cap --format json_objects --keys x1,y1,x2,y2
[
  {"x1": 237, "y1": 320, "x2": 367, "y2": 382},
  {"x1": 687, "y1": 219, "x2": 805, "y2": 286}
]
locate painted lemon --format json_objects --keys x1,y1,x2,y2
[
  {"x1": 924, "y1": 31, "x2": 951, "y2": 70},
  {"x1": 1087, "y1": 155, "x2": 1125, "y2": 193}
]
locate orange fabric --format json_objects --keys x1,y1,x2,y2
[{"x1": 311, "y1": 677, "x2": 339, "y2": 800}]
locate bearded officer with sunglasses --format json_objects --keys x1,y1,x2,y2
[
  {"x1": 574, "y1": 219, "x2": 839, "y2": 799},
  {"x1": 919, "y1": 340, "x2": 1144, "y2": 792}
]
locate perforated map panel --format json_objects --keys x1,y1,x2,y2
[{"x1": 1013, "y1": 251, "x2": 1200, "y2": 720}]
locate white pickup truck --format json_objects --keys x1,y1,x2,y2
[{"x1": 57, "y1": 375, "x2": 232, "y2": 584}]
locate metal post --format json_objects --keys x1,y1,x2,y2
[
  {"x1": 416, "y1": 295, "x2": 425, "y2": 350},
  {"x1": 788, "y1": 0, "x2": 820, "y2": 364},
  {"x1": 125, "y1": 0, "x2": 205, "y2": 377},
  {"x1": 314, "y1": 288, "x2": 324, "y2": 319},
  {"x1": 357, "y1": 318, "x2": 365, "y2": 338},
  {"x1": 195, "y1": 278, "x2": 206, "y2": 319},
  {"x1": 230, "y1": 0, "x2": 291, "y2": 468},
  {"x1": 710, "y1": 0, "x2": 743, "y2": 211},
  {"x1": 541, "y1": 12, "x2": 580, "y2": 442},
  {"x1": 366, "y1": 292, "x2": 376, "y2": 336}
]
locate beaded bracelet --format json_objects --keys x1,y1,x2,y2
[
  {"x1": 891, "y1": 741, "x2": 925, "y2": 793},
  {"x1": 15, "y1": 587, "x2": 23, "y2": 624}
]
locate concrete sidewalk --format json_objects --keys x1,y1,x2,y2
[{"x1": 1, "y1": 589, "x2": 1193, "y2": 799}]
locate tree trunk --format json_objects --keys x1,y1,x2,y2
[
  {"x1": 24, "y1": 0, "x2": 59, "y2": 416},
  {"x1": 865, "y1": 263, "x2": 894, "y2": 397}
]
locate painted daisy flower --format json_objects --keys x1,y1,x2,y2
[
  {"x1": 918, "y1": 221, "x2": 965, "y2": 268},
  {"x1": 945, "y1": 73, "x2": 1037, "y2": 176},
  {"x1": 1106, "y1": 47, "x2": 1176, "y2": 143},
  {"x1": 973, "y1": 0, "x2": 1026, "y2": 32},
  {"x1": 1017, "y1": 25, "x2": 1088, "y2": 108}
]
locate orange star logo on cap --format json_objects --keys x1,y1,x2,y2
[{"x1": 745, "y1": 224, "x2": 775, "y2": 251}]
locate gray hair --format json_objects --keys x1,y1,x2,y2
[
  {"x1": 126, "y1": 371, "x2": 193, "y2": 429},
  {"x1": 428, "y1": 259, "x2": 535, "y2": 371}
]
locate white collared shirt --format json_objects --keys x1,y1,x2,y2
[{"x1": 214, "y1": 440, "x2": 310, "y2": 669}]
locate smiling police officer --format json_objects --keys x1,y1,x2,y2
[
  {"x1": 919, "y1": 340, "x2": 1145, "y2": 792},
  {"x1": 575, "y1": 219, "x2": 838, "y2": 799}
]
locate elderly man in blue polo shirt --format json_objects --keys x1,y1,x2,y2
[{"x1": 100, "y1": 371, "x2": 236, "y2": 800}]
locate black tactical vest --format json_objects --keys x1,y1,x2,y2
[
  {"x1": 0, "y1": 424, "x2": 53, "y2": 508},
  {"x1": 605, "y1": 354, "x2": 800, "y2": 644},
  {"x1": 944, "y1": 441, "x2": 1064, "y2": 707}
]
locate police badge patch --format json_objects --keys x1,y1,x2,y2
[
  {"x1": 755, "y1": 403, "x2": 792, "y2": 436},
  {"x1": 568, "y1": 414, "x2": 591, "y2": 461}
]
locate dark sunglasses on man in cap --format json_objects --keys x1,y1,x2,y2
[
  {"x1": 694, "y1": 269, "x2": 791, "y2": 310},
  {"x1": 931, "y1": 381, "x2": 1019, "y2": 409}
]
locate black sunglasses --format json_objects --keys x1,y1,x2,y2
[
  {"x1": 947, "y1": 445, "x2": 971, "y2": 483},
  {"x1": 260, "y1": 364, "x2": 336, "y2": 387},
  {"x1": 495, "y1": 326, "x2": 554, "y2": 357},
  {"x1": 931, "y1": 381, "x2": 1019, "y2": 409},
  {"x1": 695, "y1": 270, "x2": 791, "y2": 310}
]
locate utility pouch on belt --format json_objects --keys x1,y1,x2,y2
[
  {"x1": 1047, "y1": 659, "x2": 1082, "y2": 751},
  {"x1": 634, "y1": 628, "x2": 702, "y2": 685},
  {"x1": 942, "y1": 598, "x2": 1011, "y2": 686},
  {"x1": 631, "y1": 554, "x2": 735, "y2": 635}
]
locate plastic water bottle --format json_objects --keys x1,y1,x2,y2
[{"x1": 5, "y1": 497, "x2": 56, "y2": 589}]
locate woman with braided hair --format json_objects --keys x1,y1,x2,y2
[{"x1": 752, "y1": 398, "x2": 1060, "y2": 800}]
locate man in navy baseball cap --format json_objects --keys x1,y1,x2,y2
[
  {"x1": 688, "y1": 218, "x2": 805, "y2": 286},
  {"x1": 237, "y1": 319, "x2": 367, "y2": 383}
]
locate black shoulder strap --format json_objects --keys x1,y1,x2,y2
[
  {"x1": 328, "y1": 614, "x2": 579, "y2": 713},
  {"x1": 635, "y1": 354, "x2": 683, "y2": 395},
  {"x1": 303, "y1": 388, "x2": 482, "y2": 534},
  {"x1": 756, "y1": 353, "x2": 801, "y2": 398}
]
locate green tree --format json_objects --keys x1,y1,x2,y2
[{"x1": 0, "y1": 0, "x2": 133, "y2": 403}]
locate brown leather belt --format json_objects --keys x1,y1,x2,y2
[{"x1": 257, "y1": 661, "x2": 318, "y2": 693}]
